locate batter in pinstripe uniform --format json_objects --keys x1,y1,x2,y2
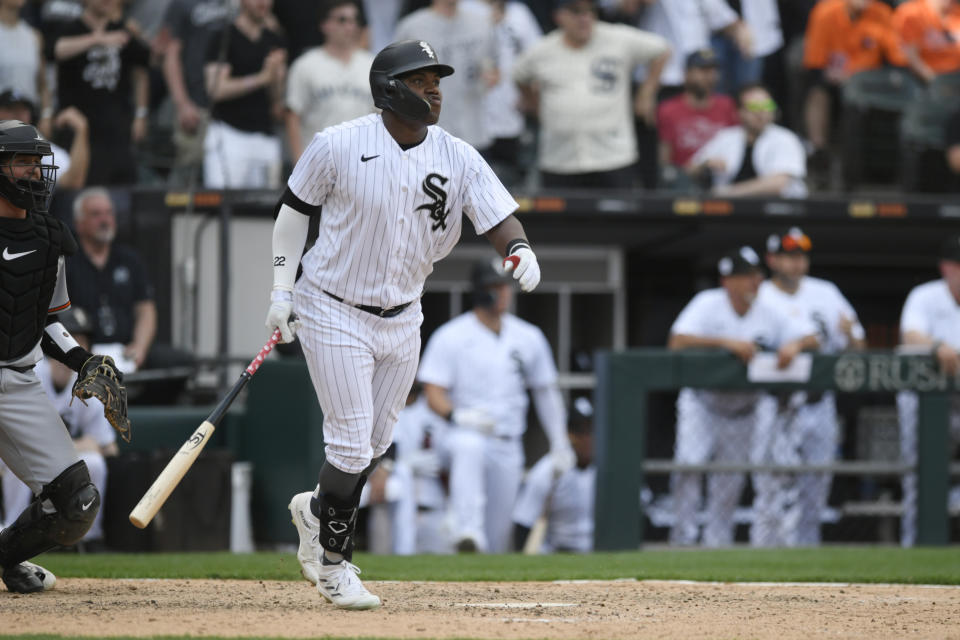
[{"x1": 265, "y1": 40, "x2": 542, "y2": 610}]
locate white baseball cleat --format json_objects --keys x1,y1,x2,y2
[
  {"x1": 316, "y1": 557, "x2": 381, "y2": 610},
  {"x1": 288, "y1": 492, "x2": 321, "y2": 585}
]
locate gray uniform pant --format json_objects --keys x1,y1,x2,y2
[{"x1": 0, "y1": 368, "x2": 78, "y2": 504}]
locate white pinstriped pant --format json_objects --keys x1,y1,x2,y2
[{"x1": 293, "y1": 284, "x2": 423, "y2": 474}]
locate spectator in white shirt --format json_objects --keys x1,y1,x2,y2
[{"x1": 688, "y1": 83, "x2": 807, "y2": 198}]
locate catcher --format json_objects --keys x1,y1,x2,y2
[{"x1": 0, "y1": 120, "x2": 129, "y2": 594}]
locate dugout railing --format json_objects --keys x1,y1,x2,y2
[{"x1": 594, "y1": 349, "x2": 959, "y2": 550}]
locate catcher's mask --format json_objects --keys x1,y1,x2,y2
[
  {"x1": 0, "y1": 120, "x2": 57, "y2": 213},
  {"x1": 370, "y1": 40, "x2": 453, "y2": 122},
  {"x1": 471, "y1": 256, "x2": 512, "y2": 309}
]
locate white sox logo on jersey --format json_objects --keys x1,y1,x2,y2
[{"x1": 416, "y1": 173, "x2": 450, "y2": 232}]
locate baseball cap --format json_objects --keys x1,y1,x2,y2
[
  {"x1": 718, "y1": 246, "x2": 763, "y2": 277},
  {"x1": 940, "y1": 233, "x2": 960, "y2": 261},
  {"x1": 766, "y1": 227, "x2": 812, "y2": 254},
  {"x1": 0, "y1": 88, "x2": 36, "y2": 110},
  {"x1": 686, "y1": 49, "x2": 719, "y2": 70}
]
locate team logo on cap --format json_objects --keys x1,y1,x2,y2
[{"x1": 419, "y1": 41, "x2": 436, "y2": 59}]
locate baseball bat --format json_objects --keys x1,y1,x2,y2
[
  {"x1": 522, "y1": 469, "x2": 562, "y2": 555},
  {"x1": 128, "y1": 329, "x2": 282, "y2": 529}
]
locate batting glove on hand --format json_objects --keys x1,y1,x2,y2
[
  {"x1": 549, "y1": 444, "x2": 576, "y2": 476},
  {"x1": 265, "y1": 289, "x2": 298, "y2": 343},
  {"x1": 503, "y1": 244, "x2": 540, "y2": 292},
  {"x1": 451, "y1": 407, "x2": 496, "y2": 435}
]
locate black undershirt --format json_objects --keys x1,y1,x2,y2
[{"x1": 734, "y1": 143, "x2": 758, "y2": 183}]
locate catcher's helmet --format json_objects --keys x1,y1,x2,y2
[
  {"x1": 471, "y1": 256, "x2": 512, "y2": 308},
  {"x1": 370, "y1": 40, "x2": 454, "y2": 122},
  {"x1": 0, "y1": 120, "x2": 57, "y2": 213},
  {"x1": 58, "y1": 306, "x2": 95, "y2": 336}
]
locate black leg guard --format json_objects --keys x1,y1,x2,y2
[
  {"x1": 314, "y1": 476, "x2": 368, "y2": 562},
  {"x1": 0, "y1": 461, "x2": 99, "y2": 567}
]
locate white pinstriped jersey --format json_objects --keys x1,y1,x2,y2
[
  {"x1": 900, "y1": 279, "x2": 960, "y2": 349},
  {"x1": 758, "y1": 277, "x2": 864, "y2": 354},
  {"x1": 288, "y1": 114, "x2": 518, "y2": 308}
]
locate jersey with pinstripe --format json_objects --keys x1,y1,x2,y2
[{"x1": 287, "y1": 113, "x2": 517, "y2": 308}]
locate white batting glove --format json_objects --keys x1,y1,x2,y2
[
  {"x1": 549, "y1": 444, "x2": 576, "y2": 476},
  {"x1": 265, "y1": 289, "x2": 298, "y2": 343},
  {"x1": 503, "y1": 243, "x2": 540, "y2": 292},
  {"x1": 451, "y1": 407, "x2": 496, "y2": 435}
]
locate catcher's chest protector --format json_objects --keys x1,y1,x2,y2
[{"x1": 0, "y1": 213, "x2": 77, "y2": 360}]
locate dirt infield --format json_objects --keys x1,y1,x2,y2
[{"x1": 2, "y1": 579, "x2": 959, "y2": 639}]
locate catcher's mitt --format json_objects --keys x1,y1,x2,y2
[{"x1": 72, "y1": 355, "x2": 131, "y2": 443}]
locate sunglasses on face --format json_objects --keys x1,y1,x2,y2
[{"x1": 744, "y1": 98, "x2": 777, "y2": 113}]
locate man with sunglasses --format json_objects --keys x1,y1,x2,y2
[
  {"x1": 688, "y1": 83, "x2": 807, "y2": 198},
  {"x1": 284, "y1": 0, "x2": 374, "y2": 162},
  {"x1": 753, "y1": 227, "x2": 865, "y2": 547}
]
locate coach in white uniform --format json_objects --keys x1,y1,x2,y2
[
  {"x1": 668, "y1": 246, "x2": 818, "y2": 547},
  {"x1": 418, "y1": 258, "x2": 574, "y2": 553},
  {"x1": 266, "y1": 40, "x2": 543, "y2": 610},
  {"x1": 754, "y1": 228, "x2": 865, "y2": 547},
  {"x1": 896, "y1": 234, "x2": 960, "y2": 547}
]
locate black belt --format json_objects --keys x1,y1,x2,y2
[
  {"x1": 2, "y1": 364, "x2": 35, "y2": 374},
  {"x1": 323, "y1": 290, "x2": 413, "y2": 318}
]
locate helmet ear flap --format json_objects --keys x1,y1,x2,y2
[{"x1": 385, "y1": 78, "x2": 400, "y2": 97}]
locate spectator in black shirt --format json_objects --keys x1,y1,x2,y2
[
  {"x1": 48, "y1": 0, "x2": 151, "y2": 185},
  {"x1": 66, "y1": 187, "x2": 155, "y2": 372},
  {"x1": 202, "y1": 0, "x2": 286, "y2": 188}
]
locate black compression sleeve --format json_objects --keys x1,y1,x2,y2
[
  {"x1": 40, "y1": 333, "x2": 92, "y2": 372},
  {"x1": 273, "y1": 186, "x2": 321, "y2": 219}
]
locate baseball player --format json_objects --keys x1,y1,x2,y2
[
  {"x1": 668, "y1": 246, "x2": 818, "y2": 547},
  {"x1": 512, "y1": 396, "x2": 596, "y2": 554},
  {"x1": 417, "y1": 258, "x2": 574, "y2": 553},
  {"x1": 753, "y1": 227, "x2": 866, "y2": 546},
  {"x1": 267, "y1": 41, "x2": 542, "y2": 609},
  {"x1": 896, "y1": 233, "x2": 960, "y2": 547},
  {"x1": 1, "y1": 306, "x2": 118, "y2": 549},
  {"x1": 0, "y1": 120, "x2": 127, "y2": 592}
]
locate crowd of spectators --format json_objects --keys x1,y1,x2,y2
[{"x1": 2, "y1": 0, "x2": 960, "y2": 198}]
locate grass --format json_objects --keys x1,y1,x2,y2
[{"x1": 28, "y1": 546, "x2": 960, "y2": 585}]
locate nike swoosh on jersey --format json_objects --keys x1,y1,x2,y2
[
  {"x1": 360, "y1": 154, "x2": 380, "y2": 162},
  {"x1": 3, "y1": 247, "x2": 37, "y2": 260}
]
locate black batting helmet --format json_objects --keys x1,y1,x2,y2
[
  {"x1": 0, "y1": 120, "x2": 57, "y2": 213},
  {"x1": 370, "y1": 40, "x2": 454, "y2": 122},
  {"x1": 471, "y1": 256, "x2": 512, "y2": 308}
]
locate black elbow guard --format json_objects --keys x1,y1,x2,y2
[{"x1": 273, "y1": 186, "x2": 321, "y2": 219}]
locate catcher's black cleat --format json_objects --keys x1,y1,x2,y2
[{"x1": 2, "y1": 561, "x2": 56, "y2": 593}]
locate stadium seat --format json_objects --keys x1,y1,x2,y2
[
  {"x1": 899, "y1": 96, "x2": 955, "y2": 191},
  {"x1": 841, "y1": 68, "x2": 922, "y2": 190}
]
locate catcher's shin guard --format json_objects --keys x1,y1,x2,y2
[{"x1": 0, "y1": 461, "x2": 99, "y2": 567}]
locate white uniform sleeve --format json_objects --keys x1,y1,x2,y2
[
  {"x1": 287, "y1": 131, "x2": 337, "y2": 206},
  {"x1": 701, "y1": 0, "x2": 740, "y2": 30},
  {"x1": 285, "y1": 55, "x2": 308, "y2": 113},
  {"x1": 622, "y1": 24, "x2": 670, "y2": 66},
  {"x1": 512, "y1": 40, "x2": 540, "y2": 86},
  {"x1": 670, "y1": 292, "x2": 709, "y2": 336},
  {"x1": 417, "y1": 328, "x2": 455, "y2": 388},
  {"x1": 758, "y1": 128, "x2": 807, "y2": 178},
  {"x1": 512, "y1": 456, "x2": 554, "y2": 527},
  {"x1": 48, "y1": 256, "x2": 69, "y2": 312},
  {"x1": 462, "y1": 146, "x2": 518, "y2": 234},
  {"x1": 531, "y1": 385, "x2": 567, "y2": 452},
  {"x1": 833, "y1": 285, "x2": 866, "y2": 345},
  {"x1": 900, "y1": 287, "x2": 930, "y2": 338},
  {"x1": 514, "y1": 3, "x2": 543, "y2": 47}
]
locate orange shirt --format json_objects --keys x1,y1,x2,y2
[
  {"x1": 803, "y1": 0, "x2": 906, "y2": 74},
  {"x1": 893, "y1": 0, "x2": 960, "y2": 73}
]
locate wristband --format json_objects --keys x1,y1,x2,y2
[
  {"x1": 505, "y1": 238, "x2": 530, "y2": 256},
  {"x1": 271, "y1": 288, "x2": 293, "y2": 302}
]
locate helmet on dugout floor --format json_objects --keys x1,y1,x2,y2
[
  {"x1": 369, "y1": 40, "x2": 454, "y2": 122},
  {"x1": 0, "y1": 120, "x2": 57, "y2": 213}
]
